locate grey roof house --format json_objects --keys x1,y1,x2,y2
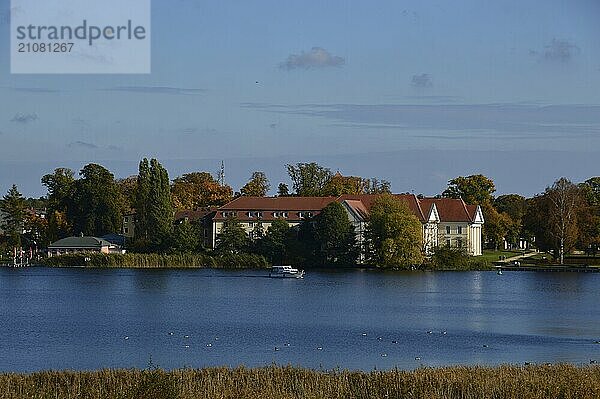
[{"x1": 47, "y1": 236, "x2": 124, "y2": 257}]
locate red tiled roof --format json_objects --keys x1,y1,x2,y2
[
  {"x1": 419, "y1": 198, "x2": 473, "y2": 222},
  {"x1": 174, "y1": 207, "x2": 218, "y2": 222},
  {"x1": 214, "y1": 196, "x2": 338, "y2": 222},
  {"x1": 213, "y1": 195, "x2": 478, "y2": 224},
  {"x1": 219, "y1": 196, "x2": 338, "y2": 211}
]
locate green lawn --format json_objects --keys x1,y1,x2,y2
[{"x1": 480, "y1": 249, "x2": 523, "y2": 262}]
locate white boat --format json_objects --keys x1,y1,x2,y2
[{"x1": 269, "y1": 265, "x2": 305, "y2": 279}]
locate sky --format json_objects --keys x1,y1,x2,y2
[{"x1": 1, "y1": 0, "x2": 599, "y2": 198}]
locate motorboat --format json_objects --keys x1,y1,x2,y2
[{"x1": 269, "y1": 265, "x2": 305, "y2": 279}]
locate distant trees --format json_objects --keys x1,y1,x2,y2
[
  {"x1": 322, "y1": 174, "x2": 391, "y2": 196},
  {"x1": 286, "y1": 162, "x2": 391, "y2": 197},
  {"x1": 240, "y1": 172, "x2": 270, "y2": 197},
  {"x1": 365, "y1": 194, "x2": 423, "y2": 268},
  {"x1": 171, "y1": 172, "x2": 233, "y2": 209},
  {"x1": 0, "y1": 185, "x2": 27, "y2": 247}
]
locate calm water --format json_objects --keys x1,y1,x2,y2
[{"x1": 0, "y1": 267, "x2": 599, "y2": 372}]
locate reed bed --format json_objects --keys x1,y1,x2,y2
[
  {"x1": 42, "y1": 253, "x2": 270, "y2": 269},
  {"x1": 0, "y1": 364, "x2": 598, "y2": 399}
]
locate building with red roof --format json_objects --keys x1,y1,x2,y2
[{"x1": 209, "y1": 194, "x2": 484, "y2": 257}]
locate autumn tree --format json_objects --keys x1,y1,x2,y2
[
  {"x1": 546, "y1": 178, "x2": 583, "y2": 264},
  {"x1": 286, "y1": 162, "x2": 332, "y2": 196},
  {"x1": 0, "y1": 185, "x2": 27, "y2": 247},
  {"x1": 117, "y1": 176, "x2": 138, "y2": 212},
  {"x1": 171, "y1": 172, "x2": 233, "y2": 209},
  {"x1": 240, "y1": 172, "x2": 270, "y2": 197},
  {"x1": 365, "y1": 194, "x2": 423, "y2": 268},
  {"x1": 578, "y1": 177, "x2": 600, "y2": 253},
  {"x1": 495, "y1": 194, "x2": 527, "y2": 246},
  {"x1": 321, "y1": 174, "x2": 392, "y2": 196}
]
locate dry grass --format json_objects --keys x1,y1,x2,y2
[{"x1": 0, "y1": 364, "x2": 599, "y2": 399}]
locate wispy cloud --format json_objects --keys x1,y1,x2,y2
[
  {"x1": 68, "y1": 141, "x2": 99, "y2": 149},
  {"x1": 106, "y1": 86, "x2": 207, "y2": 95},
  {"x1": 1, "y1": 87, "x2": 61, "y2": 94},
  {"x1": 411, "y1": 73, "x2": 433, "y2": 88},
  {"x1": 11, "y1": 113, "x2": 39, "y2": 124},
  {"x1": 280, "y1": 47, "x2": 345, "y2": 70},
  {"x1": 245, "y1": 103, "x2": 600, "y2": 137},
  {"x1": 530, "y1": 39, "x2": 580, "y2": 63}
]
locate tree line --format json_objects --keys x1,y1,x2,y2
[{"x1": 1, "y1": 159, "x2": 599, "y2": 267}]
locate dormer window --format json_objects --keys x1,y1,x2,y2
[{"x1": 246, "y1": 211, "x2": 254, "y2": 218}]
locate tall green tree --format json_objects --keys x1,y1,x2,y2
[
  {"x1": 71, "y1": 164, "x2": 123, "y2": 237},
  {"x1": 240, "y1": 171, "x2": 270, "y2": 197},
  {"x1": 135, "y1": 159, "x2": 151, "y2": 241},
  {"x1": 365, "y1": 194, "x2": 423, "y2": 268},
  {"x1": 321, "y1": 174, "x2": 392, "y2": 196},
  {"x1": 216, "y1": 217, "x2": 249, "y2": 254},
  {"x1": 0, "y1": 185, "x2": 27, "y2": 247},
  {"x1": 286, "y1": 162, "x2": 332, "y2": 196},
  {"x1": 313, "y1": 202, "x2": 358, "y2": 265},
  {"x1": 148, "y1": 159, "x2": 173, "y2": 250}
]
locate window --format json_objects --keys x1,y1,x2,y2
[
  {"x1": 446, "y1": 226, "x2": 451, "y2": 234},
  {"x1": 124, "y1": 227, "x2": 129, "y2": 234},
  {"x1": 457, "y1": 226, "x2": 463, "y2": 234},
  {"x1": 446, "y1": 239, "x2": 451, "y2": 247},
  {"x1": 124, "y1": 216, "x2": 129, "y2": 222},
  {"x1": 273, "y1": 212, "x2": 279, "y2": 218},
  {"x1": 248, "y1": 222, "x2": 254, "y2": 227},
  {"x1": 457, "y1": 238, "x2": 463, "y2": 248},
  {"x1": 256, "y1": 211, "x2": 263, "y2": 218}
]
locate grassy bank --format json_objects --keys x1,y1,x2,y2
[
  {"x1": 42, "y1": 252, "x2": 270, "y2": 269},
  {"x1": 0, "y1": 364, "x2": 598, "y2": 399}
]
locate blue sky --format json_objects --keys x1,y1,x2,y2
[{"x1": 1, "y1": 0, "x2": 599, "y2": 197}]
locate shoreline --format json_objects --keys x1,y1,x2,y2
[{"x1": 1, "y1": 364, "x2": 598, "y2": 398}]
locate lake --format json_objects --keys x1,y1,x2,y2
[{"x1": 0, "y1": 267, "x2": 599, "y2": 372}]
